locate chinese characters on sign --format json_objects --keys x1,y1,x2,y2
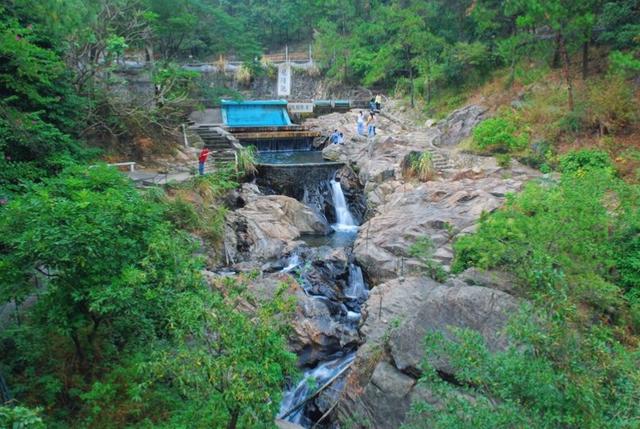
[
  {"x1": 288, "y1": 103, "x2": 314, "y2": 113},
  {"x1": 277, "y1": 63, "x2": 291, "y2": 97}
]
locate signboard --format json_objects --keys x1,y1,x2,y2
[
  {"x1": 277, "y1": 63, "x2": 291, "y2": 97},
  {"x1": 288, "y1": 102, "x2": 314, "y2": 113}
]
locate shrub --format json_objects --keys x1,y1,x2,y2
[
  {"x1": 473, "y1": 115, "x2": 528, "y2": 153},
  {"x1": 586, "y1": 74, "x2": 638, "y2": 134},
  {"x1": 165, "y1": 195, "x2": 201, "y2": 230},
  {"x1": 402, "y1": 151, "x2": 436, "y2": 181},
  {"x1": 0, "y1": 406, "x2": 45, "y2": 428},
  {"x1": 236, "y1": 145, "x2": 258, "y2": 177},
  {"x1": 235, "y1": 64, "x2": 252, "y2": 86},
  {"x1": 559, "y1": 149, "x2": 614, "y2": 175}
]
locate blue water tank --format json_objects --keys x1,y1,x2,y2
[{"x1": 221, "y1": 100, "x2": 293, "y2": 127}]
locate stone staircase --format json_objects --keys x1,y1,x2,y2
[
  {"x1": 407, "y1": 130, "x2": 455, "y2": 171},
  {"x1": 189, "y1": 125, "x2": 243, "y2": 165}
]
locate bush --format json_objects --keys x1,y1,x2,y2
[
  {"x1": 0, "y1": 406, "x2": 45, "y2": 428},
  {"x1": 473, "y1": 114, "x2": 528, "y2": 153},
  {"x1": 402, "y1": 151, "x2": 436, "y2": 181},
  {"x1": 235, "y1": 64, "x2": 253, "y2": 86},
  {"x1": 236, "y1": 145, "x2": 258, "y2": 177},
  {"x1": 586, "y1": 74, "x2": 638, "y2": 134},
  {"x1": 165, "y1": 195, "x2": 201, "y2": 230},
  {"x1": 559, "y1": 149, "x2": 614, "y2": 175}
]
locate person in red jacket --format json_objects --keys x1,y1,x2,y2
[{"x1": 198, "y1": 147, "x2": 210, "y2": 175}]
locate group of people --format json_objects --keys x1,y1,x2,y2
[
  {"x1": 369, "y1": 94, "x2": 383, "y2": 112},
  {"x1": 330, "y1": 129, "x2": 345, "y2": 145}
]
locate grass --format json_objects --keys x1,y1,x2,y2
[
  {"x1": 402, "y1": 151, "x2": 436, "y2": 181},
  {"x1": 236, "y1": 145, "x2": 258, "y2": 177}
]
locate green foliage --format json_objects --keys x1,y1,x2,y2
[
  {"x1": 473, "y1": 114, "x2": 529, "y2": 154},
  {"x1": 609, "y1": 50, "x2": 640, "y2": 78},
  {"x1": 236, "y1": 145, "x2": 258, "y2": 177},
  {"x1": 0, "y1": 8, "x2": 92, "y2": 192},
  {"x1": 0, "y1": 166, "x2": 293, "y2": 427},
  {"x1": 559, "y1": 149, "x2": 614, "y2": 175},
  {"x1": 408, "y1": 237, "x2": 448, "y2": 283},
  {"x1": 402, "y1": 151, "x2": 436, "y2": 182},
  {"x1": 411, "y1": 159, "x2": 640, "y2": 427},
  {"x1": 452, "y1": 164, "x2": 640, "y2": 329},
  {"x1": 0, "y1": 405, "x2": 46, "y2": 429},
  {"x1": 405, "y1": 320, "x2": 640, "y2": 429}
]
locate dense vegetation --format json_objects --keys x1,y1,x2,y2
[
  {"x1": 0, "y1": 166, "x2": 297, "y2": 427},
  {"x1": 1, "y1": 0, "x2": 639, "y2": 427},
  {"x1": 404, "y1": 156, "x2": 640, "y2": 428}
]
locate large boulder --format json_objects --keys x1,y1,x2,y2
[
  {"x1": 336, "y1": 276, "x2": 519, "y2": 428},
  {"x1": 225, "y1": 185, "x2": 330, "y2": 262},
  {"x1": 354, "y1": 174, "x2": 530, "y2": 284},
  {"x1": 434, "y1": 104, "x2": 488, "y2": 147}
]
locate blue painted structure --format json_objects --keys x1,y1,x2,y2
[{"x1": 221, "y1": 100, "x2": 293, "y2": 128}]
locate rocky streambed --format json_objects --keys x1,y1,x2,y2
[{"x1": 212, "y1": 102, "x2": 541, "y2": 428}]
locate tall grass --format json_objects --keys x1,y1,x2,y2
[
  {"x1": 236, "y1": 145, "x2": 258, "y2": 177},
  {"x1": 402, "y1": 151, "x2": 436, "y2": 181}
]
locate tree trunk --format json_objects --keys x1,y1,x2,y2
[
  {"x1": 552, "y1": 33, "x2": 561, "y2": 68},
  {"x1": 558, "y1": 32, "x2": 574, "y2": 112},
  {"x1": 582, "y1": 39, "x2": 589, "y2": 80},
  {"x1": 409, "y1": 63, "x2": 415, "y2": 108},
  {"x1": 427, "y1": 74, "x2": 432, "y2": 104},
  {"x1": 227, "y1": 410, "x2": 239, "y2": 429},
  {"x1": 509, "y1": 54, "x2": 517, "y2": 88}
]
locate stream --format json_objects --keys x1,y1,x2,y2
[{"x1": 278, "y1": 178, "x2": 368, "y2": 428}]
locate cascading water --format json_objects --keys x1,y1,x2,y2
[
  {"x1": 345, "y1": 263, "x2": 368, "y2": 302},
  {"x1": 278, "y1": 173, "x2": 366, "y2": 428},
  {"x1": 330, "y1": 179, "x2": 358, "y2": 233},
  {"x1": 281, "y1": 253, "x2": 302, "y2": 273},
  {"x1": 279, "y1": 353, "x2": 356, "y2": 426}
]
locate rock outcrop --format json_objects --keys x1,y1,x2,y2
[
  {"x1": 354, "y1": 170, "x2": 534, "y2": 284},
  {"x1": 434, "y1": 104, "x2": 488, "y2": 147},
  {"x1": 336, "y1": 276, "x2": 519, "y2": 428},
  {"x1": 241, "y1": 244, "x2": 362, "y2": 367},
  {"x1": 224, "y1": 185, "x2": 330, "y2": 262}
]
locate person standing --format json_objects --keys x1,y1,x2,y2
[
  {"x1": 369, "y1": 98, "x2": 376, "y2": 112},
  {"x1": 198, "y1": 147, "x2": 210, "y2": 175},
  {"x1": 375, "y1": 94, "x2": 382, "y2": 111},
  {"x1": 357, "y1": 111, "x2": 365, "y2": 136},
  {"x1": 367, "y1": 113, "x2": 377, "y2": 138}
]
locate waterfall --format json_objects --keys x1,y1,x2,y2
[
  {"x1": 330, "y1": 180, "x2": 358, "y2": 232},
  {"x1": 279, "y1": 353, "x2": 356, "y2": 425},
  {"x1": 345, "y1": 263, "x2": 369, "y2": 302},
  {"x1": 281, "y1": 253, "x2": 302, "y2": 273}
]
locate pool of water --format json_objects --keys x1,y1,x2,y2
[
  {"x1": 301, "y1": 229, "x2": 358, "y2": 248},
  {"x1": 257, "y1": 150, "x2": 330, "y2": 165}
]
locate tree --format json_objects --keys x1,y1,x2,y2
[
  {"x1": 0, "y1": 166, "x2": 298, "y2": 426},
  {"x1": 507, "y1": 0, "x2": 602, "y2": 110}
]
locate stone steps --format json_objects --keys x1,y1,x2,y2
[
  {"x1": 406, "y1": 132, "x2": 455, "y2": 171},
  {"x1": 191, "y1": 125, "x2": 240, "y2": 165}
]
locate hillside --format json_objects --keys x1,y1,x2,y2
[{"x1": 1, "y1": 1, "x2": 640, "y2": 429}]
